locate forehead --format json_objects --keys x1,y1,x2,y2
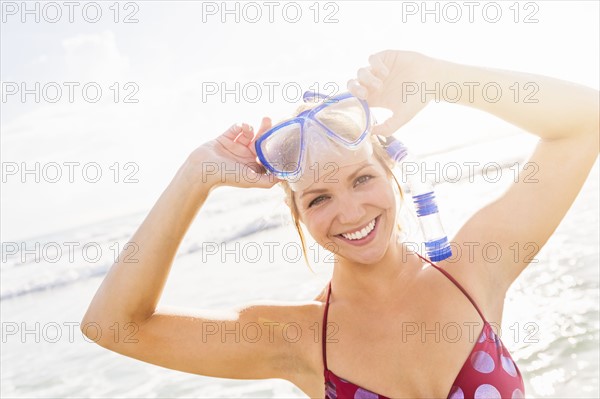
[
  {"x1": 289, "y1": 137, "x2": 377, "y2": 192},
  {"x1": 292, "y1": 158, "x2": 382, "y2": 196}
]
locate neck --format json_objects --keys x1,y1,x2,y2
[{"x1": 330, "y1": 236, "x2": 422, "y2": 306}]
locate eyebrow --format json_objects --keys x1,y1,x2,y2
[{"x1": 299, "y1": 163, "x2": 372, "y2": 200}]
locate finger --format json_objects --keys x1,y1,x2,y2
[
  {"x1": 249, "y1": 117, "x2": 272, "y2": 156},
  {"x1": 246, "y1": 159, "x2": 266, "y2": 174},
  {"x1": 368, "y1": 52, "x2": 390, "y2": 79},
  {"x1": 222, "y1": 123, "x2": 243, "y2": 140},
  {"x1": 255, "y1": 117, "x2": 272, "y2": 138},
  {"x1": 255, "y1": 155, "x2": 265, "y2": 168},
  {"x1": 357, "y1": 67, "x2": 383, "y2": 91},
  {"x1": 372, "y1": 113, "x2": 406, "y2": 137},
  {"x1": 347, "y1": 79, "x2": 368, "y2": 99},
  {"x1": 233, "y1": 123, "x2": 254, "y2": 146}
]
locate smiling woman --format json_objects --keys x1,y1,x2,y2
[
  {"x1": 270, "y1": 93, "x2": 406, "y2": 271},
  {"x1": 81, "y1": 49, "x2": 599, "y2": 399}
]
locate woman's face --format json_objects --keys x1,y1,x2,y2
[{"x1": 294, "y1": 157, "x2": 397, "y2": 265}]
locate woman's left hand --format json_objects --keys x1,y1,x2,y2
[{"x1": 347, "y1": 50, "x2": 440, "y2": 136}]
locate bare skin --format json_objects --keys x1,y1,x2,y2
[{"x1": 81, "y1": 50, "x2": 599, "y2": 398}]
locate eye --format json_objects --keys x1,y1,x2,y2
[
  {"x1": 355, "y1": 175, "x2": 373, "y2": 186},
  {"x1": 308, "y1": 195, "x2": 328, "y2": 208}
]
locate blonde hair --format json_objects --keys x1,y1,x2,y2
[{"x1": 279, "y1": 103, "x2": 405, "y2": 273}]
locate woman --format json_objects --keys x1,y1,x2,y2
[{"x1": 81, "y1": 50, "x2": 599, "y2": 398}]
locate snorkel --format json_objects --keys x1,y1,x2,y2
[{"x1": 379, "y1": 136, "x2": 453, "y2": 262}]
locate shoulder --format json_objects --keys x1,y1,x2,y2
[
  {"x1": 240, "y1": 295, "x2": 327, "y2": 395},
  {"x1": 234, "y1": 297, "x2": 326, "y2": 340},
  {"x1": 239, "y1": 291, "x2": 328, "y2": 375},
  {"x1": 424, "y1": 255, "x2": 506, "y2": 325}
]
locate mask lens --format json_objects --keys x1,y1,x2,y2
[
  {"x1": 259, "y1": 122, "x2": 303, "y2": 175},
  {"x1": 314, "y1": 96, "x2": 367, "y2": 145}
]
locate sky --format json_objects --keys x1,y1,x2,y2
[{"x1": 1, "y1": 0, "x2": 599, "y2": 242}]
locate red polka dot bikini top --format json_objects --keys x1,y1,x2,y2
[{"x1": 322, "y1": 253, "x2": 525, "y2": 399}]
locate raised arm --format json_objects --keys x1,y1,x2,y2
[
  {"x1": 348, "y1": 50, "x2": 599, "y2": 294},
  {"x1": 79, "y1": 121, "x2": 311, "y2": 381},
  {"x1": 434, "y1": 57, "x2": 598, "y2": 290}
]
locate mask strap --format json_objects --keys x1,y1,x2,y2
[{"x1": 302, "y1": 91, "x2": 340, "y2": 104}]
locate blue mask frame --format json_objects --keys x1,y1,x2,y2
[{"x1": 255, "y1": 91, "x2": 372, "y2": 179}]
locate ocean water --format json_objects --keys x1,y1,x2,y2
[{"x1": 1, "y1": 134, "x2": 598, "y2": 398}]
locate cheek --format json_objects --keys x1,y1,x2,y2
[
  {"x1": 301, "y1": 203, "x2": 348, "y2": 245},
  {"x1": 371, "y1": 179, "x2": 397, "y2": 207},
  {"x1": 303, "y1": 208, "x2": 334, "y2": 238}
]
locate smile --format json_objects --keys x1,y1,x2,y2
[{"x1": 336, "y1": 215, "x2": 380, "y2": 245}]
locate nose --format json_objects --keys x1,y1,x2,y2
[{"x1": 336, "y1": 196, "x2": 367, "y2": 227}]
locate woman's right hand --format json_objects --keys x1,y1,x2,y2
[{"x1": 187, "y1": 117, "x2": 281, "y2": 190}]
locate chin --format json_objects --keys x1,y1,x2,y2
[
  {"x1": 357, "y1": 251, "x2": 387, "y2": 265},
  {"x1": 340, "y1": 245, "x2": 388, "y2": 266}
]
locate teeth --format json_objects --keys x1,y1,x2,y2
[{"x1": 341, "y1": 218, "x2": 376, "y2": 240}]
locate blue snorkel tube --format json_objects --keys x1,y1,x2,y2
[{"x1": 380, "y1": 135, "x2": 453, "y2": 262}]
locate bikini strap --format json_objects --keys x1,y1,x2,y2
[
  {"x1": 322, "y1": 281, "x2": 332, "y2": 373},
  {"x1": 415, "y1": 252, "x2": 488, "y2": 324}
]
